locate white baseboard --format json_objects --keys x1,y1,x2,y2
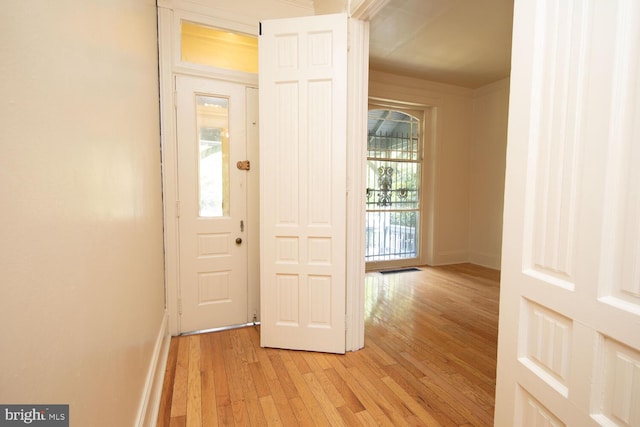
[
  {"x1": 432, "y1": 250, "x2": 468, "y2": 266},
  {"x1": 469, "y1": 251, "x2": 501, "y2": 270},
  {"x1": 136, "y1": 311, "x2": 171, "y2": 427}
]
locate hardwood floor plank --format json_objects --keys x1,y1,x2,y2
[
  {"x1": 157, "y1": 336, "x2": 179, "y2": 427},
  {"x1": 363, "y1": 339, "x2": 397, "y2": 366},
  {"x1": 336, "y1": 405, "x2": 363, "y2": 426},
  {"x1": 400, "y1": 351, "x2": 494, "y2": 413},
  {"x1": 170, "y1": 337, "x2": 189, "y2": 419},
  {"x1": 323, "y1": 367, "x2": 365, "y2": 413},
  {"x1": 216, "y1": 402, "x2": 235, "y2": 427},
  {"x1": 346, "y1": 366, "x2": 411, "y2": 427},
  {"x1": 249, "y1": 327, "x2": 278, "y2": 382},
  {"x1": 355, "y1": 410, "x2": 383, "y2": 426},
  {"x1": 279, "y1": 351, "x2": 332, "y2": 426},
  {"x1": 417, "y1": 374, "x2": 492, "y2": 427},
  {"x1": 260, "y1": 395, "x2": 283, "y2": 426},
  {"x1": 237, "y1": 327, "x2": 259, "y2": 364},
  {"x1": 208, "y1": 333, "x2": 231, "y2": 408},
  {"x1": 380, "y1": 375, "x2": 442, "y2": 426},
  {"x1": 245, "y1": 396, "x2": 268, "y2": 426},
  {"x1": 301, "y1": 372, "x2": 346, "y2": 427},
  {"x1": 382, "y1": 351, "x2": 469, "y2": 427},
  {"x1": 306, "y1": 367, "x2": 346, "y2": 409},
  {"x1": 249, "y1": 361, "x2": 271, "y2": 398},
  {"x1": 168, "y1": 415, "x2": 186, "y2": 427},
  {"x1": 268, "y1": 353, "x2": 299, "y2": 400},
  {"x1": 186, "y1": 336, "x2": 202, "y2": 427},
  {"x1": 157, "y1": 264, "x2": 499, "y2": 427},
  {"x1": 266, "y1": 377, "x2": 299, "y2": 426},
  {"x1": 288, "y1": 396, "x2": 316, "y2": 426},
  {"x1": 199, "y1": 335, "x2": 218, "y2": 426},
  {"x1": 287, "y1": 349, "x2": 312, "y2": 375},
  {"x1": 325, "y1": 357, "x2": 395, "y2": 427},
  {"x1": 230, "y1": 400, "x2": 249, "y2": 426}
]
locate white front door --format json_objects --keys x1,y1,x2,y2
[
  {"x1": 258, "y1": 13, "x2": 348, "y2": 353},
  {"x1": 495, "y1": 0, "x2": 640, "y2": 425},
  {"x1": 176, "y1": 75, "x2": 254, "y2": 333}
]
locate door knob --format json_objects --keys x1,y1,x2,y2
[{"x1": 235, "y1": 237, "x2": 242, "y2": 244}]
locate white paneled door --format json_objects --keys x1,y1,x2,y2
[
  {"x1": 495, "y1": 0, "x2": 640, "y2": 425},
  {"x1": 259, "y1": 14, "x2": 348, "y2": 353},
  {"x1": 176, "y1": 76, "x2": 256, "y2": 334}
]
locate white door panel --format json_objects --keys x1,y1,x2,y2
[
  {"x1": 176, "y1": 76, "x2": 249, "y2": 333},
  {"x1": 259, "y1": 14, "x2": 348, "y2": 353},
  {"x1": 496, "y1": 0, "x2": 640, "y2": 425}
]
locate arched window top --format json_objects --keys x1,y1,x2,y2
[{"x1": 367, "y1": 109, "x2": 421, "y2": 161}]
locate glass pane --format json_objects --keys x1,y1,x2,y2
[
  {"x1": 197, "y1": 95, "x2": 229, "y2": 217},
  {"x1": 181, "y1": 22, "x2": 258, "y2": 74},
  {"x1": 367, "y1": 110, "x2": 420, "y2": 161}
]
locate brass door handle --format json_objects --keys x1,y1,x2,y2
[{"x1": 235, "y1": 238, "x2": 242, "y2": 244}]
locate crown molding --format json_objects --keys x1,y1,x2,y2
[{"x1": 350, "y1": 0, "x2": 389, "y2": 20}]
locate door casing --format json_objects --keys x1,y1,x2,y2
[{"x1": 158, "y1": 8, "x2": 260, "y2": 336}]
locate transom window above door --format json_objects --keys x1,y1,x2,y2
[
  {"x1": 366, "y1": 108, "x2": 423, "y2": 264},
  {"x1": 180, "y1": 21, "x2": 258, "y2": 73}
]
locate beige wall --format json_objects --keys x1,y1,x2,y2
[
  {"x1": 369, "y1": 70, "x2": 474, "y2": 265},
  {"x1": 314, "y1": 0, "x2": 348, "y2": 14},
  {"x1": 469, "y1": 79, "x2": 510, "y2": 269},
  {"x1": 162, "y1": 0, "x2": 314, "y2": 29},
  {"x1": 0, "y1": 1, "x2": 165, "y2": 426}
]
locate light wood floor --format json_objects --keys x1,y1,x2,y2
[{"x1": 157, "y1": 263, "x2": 500, "y2": 426}]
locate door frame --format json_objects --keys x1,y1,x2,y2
[
  {"x1": 158, "y1": 7, "x2": 260, "y2": 335},
  {"x1": 364, "y1": 102, "x2": 430, "y2": 271},
  {"x1": 157, "y1": 4, "x2": 368, "y2": 350}
]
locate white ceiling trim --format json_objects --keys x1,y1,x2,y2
[{"x1": 350, "y1": 0, "x2": 391, "y2": 20}]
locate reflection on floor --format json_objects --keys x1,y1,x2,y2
[{"x1": 158, "y1": 263, "x2": 500, "y2": 426}]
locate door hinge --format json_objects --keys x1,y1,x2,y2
[
  {"x1": 178, "y1": 298, "x2": 183, "y2": 315},
  {"x1": 176, "y1": 200, "x2": 180, "y2": 218}
]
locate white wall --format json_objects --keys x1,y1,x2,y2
[
  {"x1": 469, "y1": 78, "x2": 510, "y2": 269},
  {"x1": 369, "y1": 70, "x2": 474, "y2": 265},
  {"x1": 0, "y1": 1, "x2": 166, "y2": 426}
]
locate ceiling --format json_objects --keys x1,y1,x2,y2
[{"x1": 368, "y1": 0, "x2": 514, "y2": 89}]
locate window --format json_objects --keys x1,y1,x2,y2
[
  {"x1": 366, "y1": 108, "x2": 422, "y2": 263},
  {"x1": 196, "y1": 95, "x2": 229, "y2": 217},
  {"x1": 181, "y1": 22, "x2": 258, "y2": 73}
]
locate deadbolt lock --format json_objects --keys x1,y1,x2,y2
[{"x1": 236, "y1": 160, "x2": 250, "y2": 171}]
